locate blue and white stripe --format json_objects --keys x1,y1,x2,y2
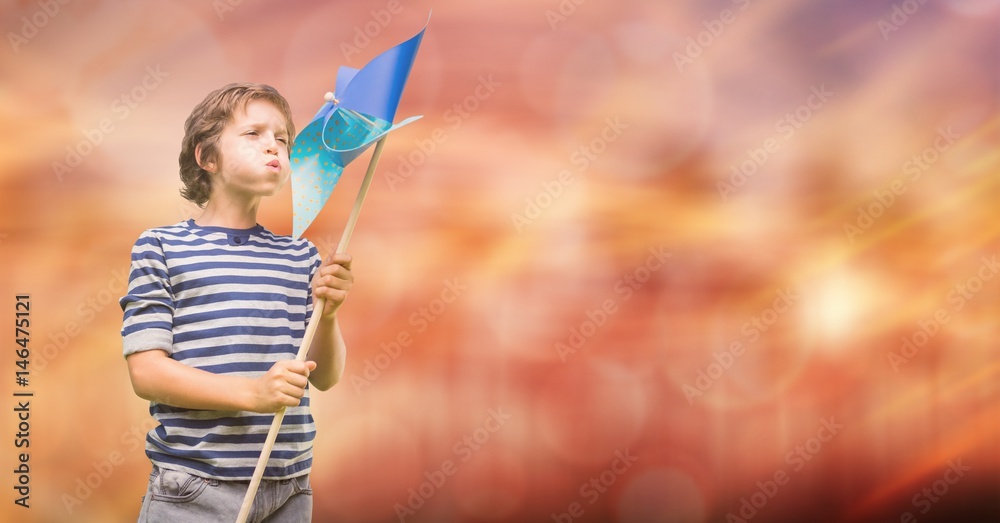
[{"x1": 120, "y1": 219, "x2": 321, "y2": 480}]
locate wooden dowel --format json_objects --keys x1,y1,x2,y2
[{"x1": 236, "y1": 136, "x2": 389, "y2": 523}]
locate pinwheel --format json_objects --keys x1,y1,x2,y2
[{"x1": 237, "y1": 19, "x2": 427, "y2": 523}]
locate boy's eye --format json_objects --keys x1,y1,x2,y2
[
  {"x1": 277, "y1": 137, "x2": 288, "y2": 144},
  {"x1": 245, "y1": 130, "x2": 258, "y2": 136}
]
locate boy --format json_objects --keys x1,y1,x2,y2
[{"x1": 119, "y1": 83, "x2": 352, "y2": 522}]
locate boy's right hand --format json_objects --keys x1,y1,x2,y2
[{"x1": 249, "y1": 360, "x2": 318, "y2": 413}]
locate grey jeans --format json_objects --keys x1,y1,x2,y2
[{"x1": 137, "y1": 465, "x2": 312, "y2": 523}]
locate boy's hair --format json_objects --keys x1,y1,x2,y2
[{"x1": 179, "y1": 82, "x2": 296, "y2": 206}]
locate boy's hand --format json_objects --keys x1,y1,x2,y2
[
  {"x1": 249, "y1": 360, "x2": 317, "y2": 413},
  {"x1": 314, "y1": 253, "x2": 353, "y2": 319}
]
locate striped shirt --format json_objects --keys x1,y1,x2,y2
[{"x1": 119, "y1": 219, "x2": 321, "y2": 480}]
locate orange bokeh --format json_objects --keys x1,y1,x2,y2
[{"x1": 1, "y1": 1, "x2": 998, "y2": 522}]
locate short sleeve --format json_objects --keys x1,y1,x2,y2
[
  {"x1": 303, "y1": 240, "x2": 322, "y2": 328},
  {"x1": 119, "y1": 231, "x2": 175, "y2": 357}
]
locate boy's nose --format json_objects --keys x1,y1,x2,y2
[{"x1": 263, "y1": 136, "x2": 278, "y2": 154}]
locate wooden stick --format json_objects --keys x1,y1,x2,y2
[
  {"x1": 236, "y1": 136, "x2": 389, "y2": 523},
  {"x1": 334, "y1": 136, "x2": 386, "y2": 254}
]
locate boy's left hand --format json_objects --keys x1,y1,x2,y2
[{"x1": 313, "y1": 253, "x2": 353, "y2": 319}]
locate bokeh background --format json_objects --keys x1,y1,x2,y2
[{"x1": 2, "y1": 0, "x2": 999, "y2": 521}]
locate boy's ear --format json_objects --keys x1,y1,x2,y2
[{"x1": 195, "y1": 143, "x2": 215, "y2": 173}]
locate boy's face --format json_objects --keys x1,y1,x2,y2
[{"x1": 211, "y1": 99, "x2": 292, "y2": 200}]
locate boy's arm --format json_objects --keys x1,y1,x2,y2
[
  {"x1": 306, "y1": 314, "x2": 347, "y2": 391},
  {"x1": 127, "y1": 349, "x2": 315, "y2": 413},
  {"x1": 306, "y1": 252, "x2": 353, "y2": 391}
]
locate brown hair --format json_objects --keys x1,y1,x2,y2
[{"x1": 178, "y1": 83, "x2": 295, "y2": 206}]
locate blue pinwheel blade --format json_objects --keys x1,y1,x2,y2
[
  {"x1": 290, "y1": 111, "x2": 421, "y2": 238},
  {"x1": 289, "y1": 16, "x2": 428, "y2": 239},
  {"x1": 333, "y1": 66, "x2": 359, "y2": 102},
  {"x1": 337, "y1": 23, "x2": 426, "y2": 122}
]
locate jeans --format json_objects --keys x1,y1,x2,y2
[{"x1": 137, "y1": 465, "x2": 312, "y2": 523}]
